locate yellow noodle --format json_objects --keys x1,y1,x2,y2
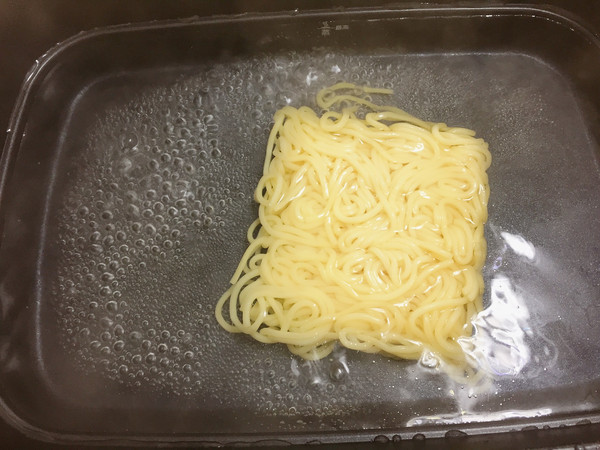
[{"x1": 215, "y1": 83, "x2": 491, "y2": 368}]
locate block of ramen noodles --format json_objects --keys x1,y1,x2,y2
[{"x1": 216, "y1": 83, "x2": 491, "y2": 369}]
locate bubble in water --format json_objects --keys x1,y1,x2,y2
[
  {"x1": 100, "y1": 317, "x2": 114, "y2": 329},
  {"x1": 374, "y1": 435, "x2": 389, "y2": 444},
  {"x1": 113, "y1": 340, "x2": 125, "y2": 352},
  {"x1": 130, "y1": 331, "x2": 142, "y2": 341},
  {"x1": 122, "y1": 132, "x2": 138, "y2": 149},
  {"x1": 329, "y1": 360, "x2": 349, "y2": 382},
  {"x1": 143, "y1": 224, "x2": 156, "y2": 236},
  {"x1": 91, "y1": 244, "x2": 103, "y2": 254},
  {"x1": 101, "y1": 272, "x2": 115, "y2": 283},
  {"x1": 99, "y1": 286, "x2": 112, "y2": 297},
  {"x1": 419, "y1": 351, "x2": 440, "y2": 369},
  {"x1": 100, "y1": 211, "x2": 113, "y2": 220}
]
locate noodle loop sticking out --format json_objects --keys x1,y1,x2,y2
[{"x1": 216, "y1": 83, "x2": 491, "y2": 366}]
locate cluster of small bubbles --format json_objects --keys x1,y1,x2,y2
[
  {"x1": 227, "y1": 348, "x2": 362, "y2": 419},
  {"x1": 52, "y1": 59, "x2": 274, "y2": 393}
]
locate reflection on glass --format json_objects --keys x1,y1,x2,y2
[
  {"x1": 500, "y1": 231, "x2": 536, "y2": 261},
  {"x1": 460, "y1": 275, "x2": 531, "y2": 377}
]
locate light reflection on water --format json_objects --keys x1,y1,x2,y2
[
  {"x1": 409, "y1": 228, "x2": 553, "y2": 425},
  {"x1": 460, "y1": 275, "x2": 531, "y2": 377},
  {"x1": 500, "y1": 231, "x2": 536, "y2": 261},
  {"x1": 407, "y1": 407, "x2": 553, "y2": 426},
  {"x1": 459, "y1": 228, "x2": 536, "y2": 379}
]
